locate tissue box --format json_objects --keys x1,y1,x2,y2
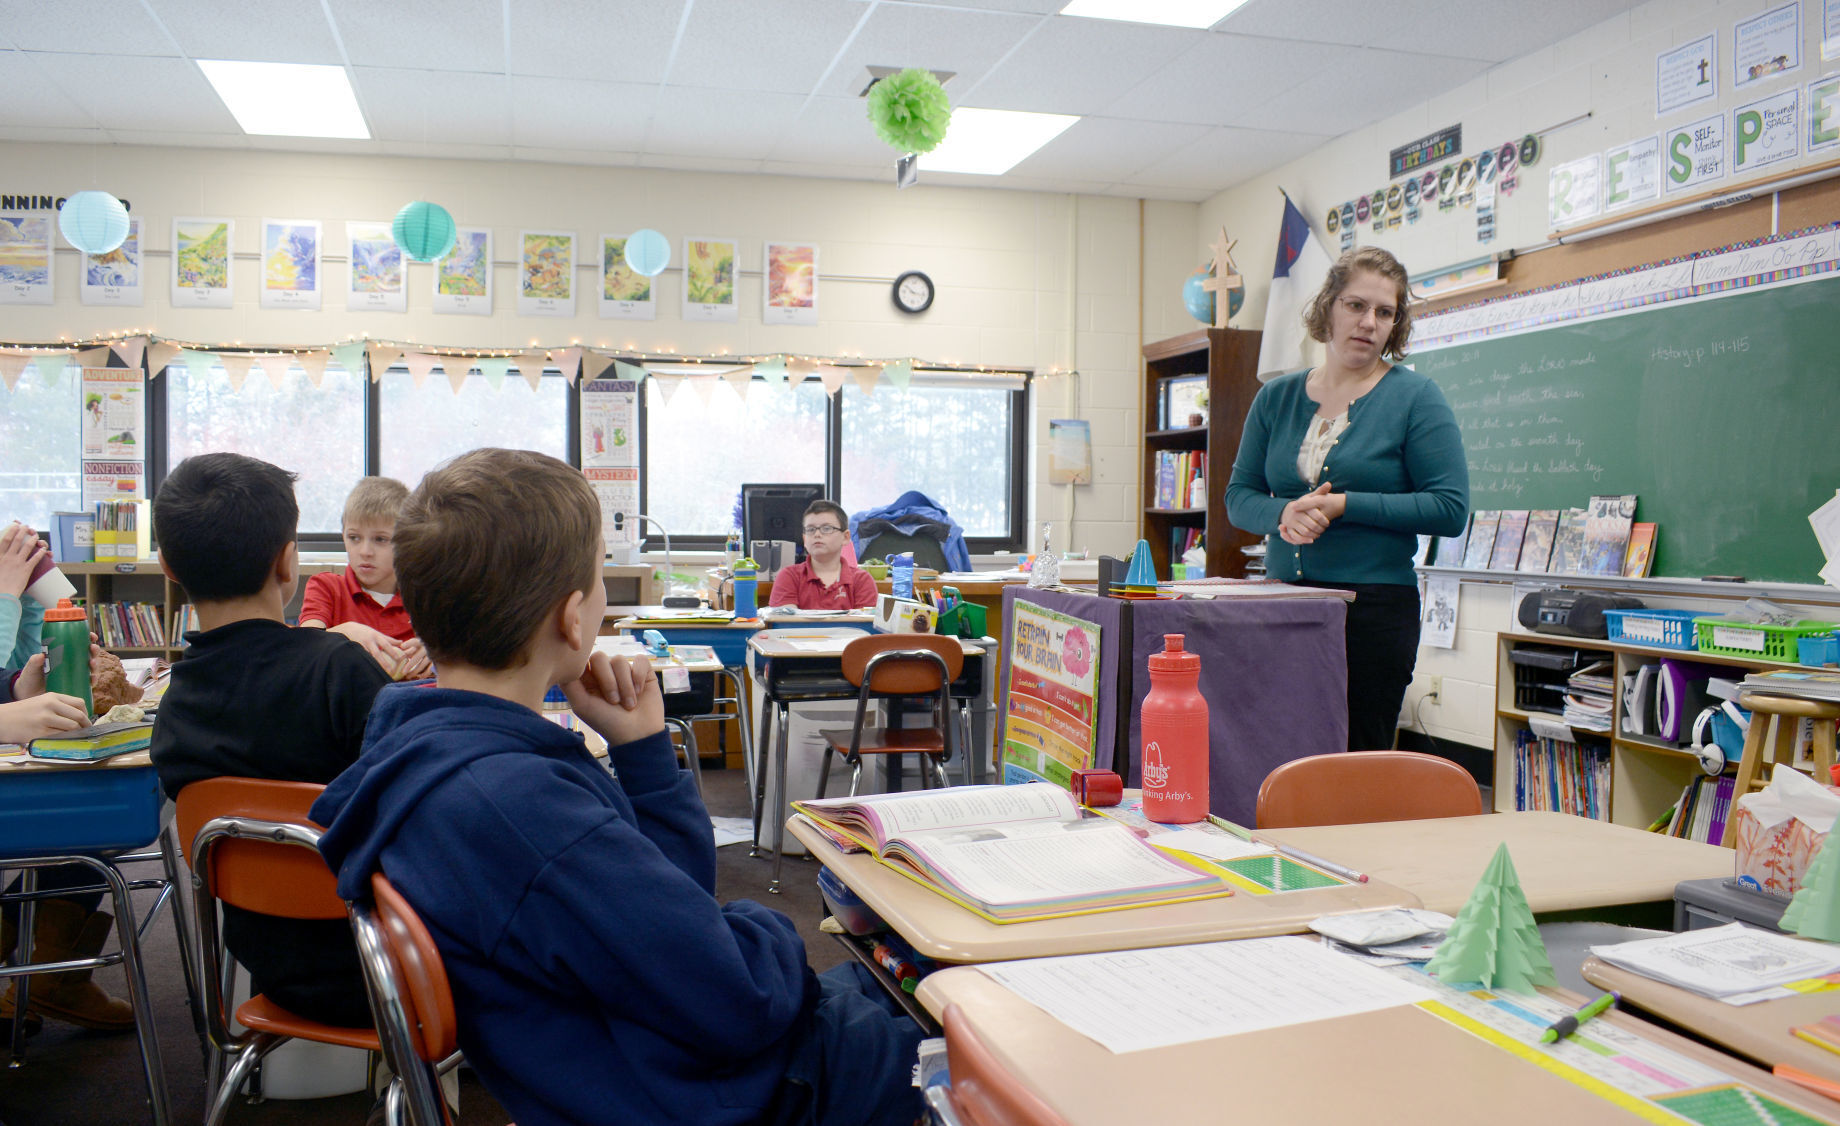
[
  {"x1": 1730, "y1": 768, "x2": 1840, "y2": 896},
  {"x1": 872, "y1": 594, "x2": 934, "y2": 635}
]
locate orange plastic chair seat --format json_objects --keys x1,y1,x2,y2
[
  {"x1": 234, "y1": 995, "x2": 381, "y2": 1050},
  {"x1": 820, "y1": 727, "x2": 949, "y2": 756}
]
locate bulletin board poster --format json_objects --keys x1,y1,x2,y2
[
  {"x1": 1001, "y1": 601, "x2": 1101, "y2": 789},
  {"x1": 81, "y1": 367, "x2": 144, "y2": 462},
  {"x1": 81, "y1": 461, "x2": 143, "y2": 508},
  {"x1": 580, "y1": 379, "x2": 637, "y2": 469},
  {"x1": 586, "y1": 466, "x2": 639, "y2": 556}
]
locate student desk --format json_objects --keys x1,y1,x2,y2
[
  {"x1": 784, "y1": 815, "x2": 1418, "y2": 962},
  {"x1": 608, "y1": 611, "x2": 763, "y2": 777},
  {"x1": 1258, "y1": 812, "x2": 1735, "y2": 920},
  {"x1": 1582, "y1": 955, "x2": 1840, "y2": 1083},
  {"x1": 912, "y1": 965, "x2": 1840, "y2": 1125},
  {"x1": 749, "y1": 632, "x2": 991, "y2": 892}
]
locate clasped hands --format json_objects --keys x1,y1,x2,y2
[{"x1": 1279, "y1": 483, "x2": 1346, "y2": 545}]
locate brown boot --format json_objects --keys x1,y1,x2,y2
[{"x1": 2, "y1": 900, "x2": 134, "y2": 1032}]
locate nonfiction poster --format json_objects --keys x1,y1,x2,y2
[
  {"x1": 81, "y1": 366, "x2": 145, "y2": 508},
  {"x1": 519, "y1": 230, "x2": 575, "y2": 316},
  {"x1": 260, "y1": 218, "x2": 322, "y2": 310},
  {"x1": 599, "y1": 234, "x2": 656, "y2": 320},
  {"x1": 434, "y1": 227, "x2": 491, "y2": 315},
  {"x1": 346, "y1": 220, "x2": 406, "y2": 313},
  {"x1": 763, "y1": 241, "x2": 817, "y2": 326},
  {"x1": 0, "y1": 213, "x2": 53, "y2": 305},
  {"x1": 683, "y1": 236, "x2": 738, "y2": 323},
  {"x1": 171, "y1": 217, "x2": 233, "y2": 308},
  {"x1": 1001, "y1": 600, "x2": 1101, "y2": 789}
]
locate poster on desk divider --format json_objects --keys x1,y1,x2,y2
[
  {"x1": 581, "y1": 378, "x2": 639, "y2": 557},
  {"x1": 1001, "y1": 601, "x2": 1101, "y2": 789}
]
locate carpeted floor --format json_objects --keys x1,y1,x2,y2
[{"x1": 0, "y1": 763, "x2": 841, "y2": 1126}]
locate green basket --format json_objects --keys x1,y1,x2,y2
[
  {"x1": 1694, "y1": 617, "x2": 1839, "y2": 662},
  {"x1": 936, "y1": 601, "x2": 988, "y2": 639}
]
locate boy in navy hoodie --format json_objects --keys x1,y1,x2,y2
[{"x1": 310, "y1": 448, "x2": 922, "y2": 1126}]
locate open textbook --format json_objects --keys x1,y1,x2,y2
[{"x1": 793, "y1": 783, "x2": 1229, "y2": 923}]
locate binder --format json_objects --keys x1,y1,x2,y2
[{"x1": 50, "y1": 511, "x2": 93, "y2": 563}]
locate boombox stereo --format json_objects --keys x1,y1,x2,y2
[{"x1": 1516, "y1": 589, "x2": 1645, "y2": 638}]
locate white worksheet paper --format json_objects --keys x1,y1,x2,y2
[{"x1": 977, "y1": 936, "x2": 1434, "y2": 1053}]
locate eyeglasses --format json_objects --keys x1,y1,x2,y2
[
  {"x1": 1336, "y1": 295, "x2": 1399, "y2": 324},
  {"x1": 801, "y1": 524, "x2": 844, "y2": 537}
]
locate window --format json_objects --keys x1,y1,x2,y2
[
  {"x1": 377, "y1": 366, "x2": 571, "y2": 491},
  {"x1": 641, "y1": 375, "x2": 828, "y2": 539},
  {"x1": 0, "y1": 363, "x2": 82, "y2": 528},
  {"x1": 165, "y1": 358, "x2": 365, "y2": 533},
  {"x1": 840, "y1": 377, "x2": 1021, "y2": 539}
]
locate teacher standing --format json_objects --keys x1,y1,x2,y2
[{"x1": 1226, "y1": 247, "x2": 1469, "y2": 751}]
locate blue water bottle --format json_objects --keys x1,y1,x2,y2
[
  {"x1": 733, "y1": 558, "x2": 759, "y2": 618},
  {"x1": 890, "y1": 553, "x2": 915, "y2": 600}
]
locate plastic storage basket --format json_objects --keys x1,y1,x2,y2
[
  {"x1": 0, "y1": 761, "x2": 163, "y2": 860},
  {"x1": 1694, "y1": 618, "x2": 1840, "y2": 662},
  {"x1": 1604, "y1": 608, "x2": 1703, "y2": 651},
  {"x1": 1798, "y1": 632, "x2": 1840, "y2": 667}
]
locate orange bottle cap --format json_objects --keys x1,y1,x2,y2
[
  {"x1": 43, "y1": 597, "x2": 87, "y2": 622},
  {"x1": 1148, "y1": 633, "x2": 1199, "y2": 671}
]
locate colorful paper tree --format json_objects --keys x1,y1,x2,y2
[
  {"x1": 1781, "y1": 823, "x2": 1840, "y2": 941},
  {"x1": 1425, "y1": 842, "x2": 1557, "y2": 994}
]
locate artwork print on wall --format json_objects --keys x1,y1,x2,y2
[
  {"x1": 0, "y1": 213, "x2": 54, "y2": 306},
  {"x1": 763, "y1": 241, "x2": 817, "y2": 326},
  {"x1": 346, "y1": 220, "x2": 406, "y2": 313},
  {"x1": 171, "y1": 217, "x2": 233, "y2": 309},
  {"x1": 683, "y1": 236, "x2": 738, "y2": 323},
  {"x1": 599, "y1": 234, "x2": 656, "y2": 321},
  {"x1": 260, "y1": 218, "x2": 322, "y2": 310},
  {"x1": 80, "y1": 216, "x2": 142, "y2": 307},
  {"x1": 434, "y1": 227, "x2": 491, "y2": 316},
  {"x1": 519, "y1": 230, "x2": 575, "y2": 316}
]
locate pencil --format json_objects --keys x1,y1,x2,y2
[{"x1": 1267, "y1": 842, "x2": 1369, "y2": 883}]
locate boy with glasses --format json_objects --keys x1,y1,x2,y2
[{"x1": 767, "y1": 501, "x2": 876, "y2": 610}]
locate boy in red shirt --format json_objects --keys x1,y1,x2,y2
[
  {"x1": 767, "y1": 500, "x2": 876, "y2": 610},
  {"x1": 299, "y1": 477, "x2": 430, "y2": 679}
]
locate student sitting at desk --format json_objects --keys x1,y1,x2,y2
[
  {"x1": 311, "y1": 449, "x2": 923, "y2": 1126},
  {"x1": 149, "y1": 453, "x2": 391, "y2": 1028},
  {"x1": 298, "y1": 476, "x2": 431, "y2": 680},
  {"x1": 768, "y1": 500, "x2": 877, "y2": 610}
]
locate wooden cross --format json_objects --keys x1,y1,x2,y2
[{"x1": 1199, "y1": 227, "x2": 1242, "y2": 329}]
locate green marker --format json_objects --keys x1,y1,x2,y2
[{"x1": 1541, "y1": 991, "x2": 1618, "y2": 1043}]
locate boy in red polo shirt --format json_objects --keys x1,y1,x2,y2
[
  {"x1": 767, "y1": 500, "x2": 877, "y2": 610},
  {"x1": 300, "y1": 476, "x2": 431, "y2": 679}
]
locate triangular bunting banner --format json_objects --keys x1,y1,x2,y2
[
  {"x1": 689, "y1": 374, "x2": 717, "y2": 405},
  {"x1": 582, "y1": 350, "x2": 617, "y2": 382},
  {"x1": 615, "y1": 359, "x2": 647, "y2": 383},
  {"x1": 39, "y1": 353, "x2": 70, "y2": 386},
  {"x1": 147, "y1": 340, "x2": 183, "y2": 378},
  {"x1": 754, "y1": 355, "x2": 787, "y2": 385},
  {"x1": 652, "y1": 373, "x2": 686, "y2": 405},
  {"x1": 850, "y1": 364, "x2": 881, "y2": 396},
  {"x1": 552, "y1": 347, "x2": 582, "y2": 385},
  {"x1": 817, "y1": 364, "x2": 849, "y2": 397},
  {"x1": 218, "y1": 353, "x2": 259, "y2": 392},
  {"x1": 330, "y1": 342, "x2": 367, "y2": 378},
  {"x1": 179, "y1": 350, "x2": 218, "y2": 377},
  {"x1": 0, "y1": 352, "x2": 27, "y2": 391},
  {"x1": 402, "y1": 351, "x2": 442, "y2": 388},
  {"x1": 519, "y1": 350, "x2": 548, "y2": 391},
  {"x1": 263, "y1": 356, "x2": 287, "y2": 391},
  {"x1": 110, "y1": 335, "x2": 146, "y2": 370},
  {"x1": 786, "y1": 357, "x2": 817, "y2": 387},
  {"x1": 76, "y1": 346, "x2": 110, "y2": 370},
  {"x1": 720, "y1": 365, "x2": 753, "y2": 399},
  {"x1": 367, "y1": 344, "x2": 404, "y2": 381},
  {"x1": 446, "y1": 359, "x2": 472, "y2": 395},
  {"x1": 294, "y1": 350, "x2": 331, "y2": 388},
  {"x1": 882, "y1": 358, "x2": 913, "y2": 390},
  {"x1": 476, "y1": 356, "x2": 511, "y2": 390}
]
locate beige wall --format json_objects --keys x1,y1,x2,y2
[{"x1": 0, "y1": 142, "x2": 1201, "y2": 559}]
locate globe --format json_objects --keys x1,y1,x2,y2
[{"x1": 1183, "y1": 268, "x2": 1244, "y2": 325}]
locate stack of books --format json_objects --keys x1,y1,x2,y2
[
  {"x1": 1513, "y1": 730, "x2": 1610, "y2": 820},
  {"x1": 1740, "y1": 669, "x2": 1840, "y2": 702},
  {"x1": 1562, "y1": 660, "x2": 1615, "y2": 732},
  {"x1": 94, "y1": 601, "x2": 167, "y2": 648},
  {"x1": 1655, "y1": 774, "x2": 1737, "y2": 843}
]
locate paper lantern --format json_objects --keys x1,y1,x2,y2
[
  {"x1": 624, "y1": 228, "x2": 670, "y2": 277},
  {"x1": 58, "y1": 191, "x2": 130, "y2": 255},
  {"x1": 391, "y1": 201, "x2": 457, "y2": 262}
]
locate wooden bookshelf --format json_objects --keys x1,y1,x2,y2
[{"x1": 1140, "y1": 327, "x2": 1262, "y2": 578}]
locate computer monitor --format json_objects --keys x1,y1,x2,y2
[{"x1": 741, "y1": 483, "x2": 824, "y2": 567}]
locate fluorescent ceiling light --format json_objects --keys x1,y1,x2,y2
[
  {"x1": 197, "y1": 60, "x2": 370, "y2": 139},
  {"x1": 1059, "y1": 0, "x2": 1250, "y2": 29},
  {"x1": 918, "y1": 108, "x2": 1080, "y2": 176}
]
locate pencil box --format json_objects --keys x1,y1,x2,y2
[{"x1": 816, "y1": 866, "x2": 887, "y2": 936}]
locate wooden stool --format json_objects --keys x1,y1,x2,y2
[{"x1": 1720, "y1": 692, "x2": 1840, "y2": 846}]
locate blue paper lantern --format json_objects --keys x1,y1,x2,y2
[
  {"x1": 392, "y1": 201, "x2": 457, "y2": 262},
  {"x1": 624, "y1": 228, "x2": 670, "y2": 277},
  {"x1": 58, "y1": 191, "x2": 130, "y2": 255}
]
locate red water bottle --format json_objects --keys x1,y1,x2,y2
[{"x1": 1141, "y1": 633, "x2": 1209, "y2": 823}]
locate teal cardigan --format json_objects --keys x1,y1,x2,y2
[{"x1": 1225, "y1": 364, "x2": 1469, "y2": 587}]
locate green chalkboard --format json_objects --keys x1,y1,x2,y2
[{"x1": 1415, "y1": 275, "x2": 1840, "y2": 583}]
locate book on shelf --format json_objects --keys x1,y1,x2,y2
[
  {"x1": 1549, "y1": 508, "x2": 1590, "y2": 574},
  {"x1": 1662, "y1": 774, "x2": 1735, "y2": 843},
  {"x1": 28, "y1": 720, "x2": 153, "y2": 762},
  {"x1": 1488, "y1": 510, "x2": 1529, "y2": 570},
  {"x1": 95, "y1": 601, "x2": 166, "y2": 649},
  {"x1": 791, "y1": 783, "x2": 1230, "y2": 923},
  {"x1": 1581, "y1": 494, "x2": 1637, "y2": 577},
  {"x1": 1513, "y1": 730, "x2": 1610, "y2": 820},
  {"x1": 1518, "y1": 509, "x2": 1560, "y2": 572},
  {"x1": 1151, "y1": 450, "x2": 1206, "y2": 510},
  {"x1": 1623, "y1": 522, "x2": 1657, "y2": 577},
  {"x1": 1461, "y1": 511, "x2": 1499, "y2": 569},
  {"x1": 1432, "y1": 522, "x2": 1469, "y2": 568}
]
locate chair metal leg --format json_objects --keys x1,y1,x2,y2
[
  {"x1": 204, "y1": 1034, "x2": 283, "y2": 1126},
  {"x1": 815, "y1": 746, "x2": 835, "y2": 800},
  {"x1": 771, "y1": 703, "x2": 791, "y2": 893},
  {"x1": 159, "y1": 824, "x2": 208, "y2": 1062},
  {"x1": 750, "y1": 702, "x2": 777, "y2": 856},
  {"x1": 97, "y1": 857, "x2": 172, "y2": 1126},
  {"x1": 848, "y1": 760, "x2": 863, "y2": 798},
  {"x1": 8, "y1": 867, "x2": 37, "y2": 1066},
  {"x1": 676, "y1": 719, "x2": 704, "y2": 796}
]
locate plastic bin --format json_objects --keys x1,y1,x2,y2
[
  {"x1": 1509, "y1": 645, "x2": 1589, "y2": 715},
  {"x1": 0, "y1": 762, "x2": 163, "y2": 860},
  {"x1": 1604, "y1": 608, "x2": 1703, "y2": 651},
  {"x1": 1694, "y1": 618, "x2": 1839, "y2": 662},
  {"x1": 936, "y1": 602, "x2": 988, "y2": 639},
  {"x1": 816, "y1": 866, "x2": 887, "y2": 936},
  {"x1": 1799, "y1": 632, "x2": 1840, "y2": 667}
]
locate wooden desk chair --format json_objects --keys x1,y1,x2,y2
[
  {"x1": 349, "y1": 874, "x2": 457, "y2": 1126},
  {"x1": 816, "y1": 634, "x2": 963, "y2": 798},
  {"x1": 1255, "y1": 750, "x2": 1483, "y2": 829},
  {"x1": 175, "y1": 778, "x2": 380, "y2": 1126},
  {"x1": 1721, "y1": 692, "x2": 1840, "y2": 846},
  {"x1": 923, "y1": 1002, "x2": 1068, "y2": 1126}
]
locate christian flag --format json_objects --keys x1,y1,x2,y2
[{"x1": 1257, "y1": 194, "x2": 1332, "y2": 382}]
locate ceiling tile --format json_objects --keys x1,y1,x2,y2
[
  {"x1": 508, "y1": 76, "x2": 654, "y2": 151},
  {"x1": 1102, "y1": 33, "x2": 1337, "y2": 126},
  {"x1": 646, "y1": 86, "x2": 810, "y2": 159},
  {"x1": 352, "y1": 67, "x2": 510, "y2": 146},
  {"x1": 1008, "y1": 116, "x2": 1210, "y2": 181},
  {"x1": 0, "y1": 124, "x2": 112, "y2": 144},
  {"x1": 955, "y1": 15, "x2": 1203, "y2": 115},
  {"x1": 1124, "y1": 124, "x2": 1326, "y2": 192},
  {"x1": 326, "y1": 0, "x2": 505, "y2": 72},
  {"x1": 1246, "y1": 49, "x2": 1490, "y2": 136},
  {"x1": 1221, "y1": 0, "x2": 1645, "y2": 61},
  {"x1": 35, "y1": 53, "x2": 241, "y2": 133},
  {"x1": 509, "y1": 146, "x2": 641, "y2": 167},
  {"x1": 817, "y1": 4, "x2": 1040, "y2": 98},
  {"x1": 0, "y1": 0, "x2": 178, "y2": 56},
  {"x1": 868, "y1": 0, "x2": 1064, "y2": 13},
  {"x1": 0, "y1": 50, "x2": 98, "y2": 129},
  {"x1": 771, "y1": 95, "x2": 899, "y2": 166},
  {"x1": 507, "y1": 0, "x2": 687, "y2": 82},
  {"x1": 668, "y1": 0, "x2": 876, "y2": 94},
  {"x1": 634, "y1": 152, "x2": 766, "y2": 175},
  {"x1": 155, "y1": 0, "x2": 343, "y2": 64}
]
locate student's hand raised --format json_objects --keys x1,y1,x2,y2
[
  {"x1": 0, "y1": 522, "x2": 47, "y2": 600},
  {"x1": 0, "y1": 692, "x2": 88, "y2": 745},
  {"x1": 565, "y1": 651, "x2": 665, "y2": 749}
]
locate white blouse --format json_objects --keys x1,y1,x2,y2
[{"x1": 1296, "y1": 410, "x2": 1350, "y2": 485}]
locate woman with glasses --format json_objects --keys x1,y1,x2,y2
[
  {"x1": 767, "y1": 500, "x2": 878, "y2": 610},
  {"x1": 1225, "y1": 246, "x2": 1469, "y2": 751}
]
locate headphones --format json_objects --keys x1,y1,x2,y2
[{"x1": 1690, "y1": 700, "x2": 1750, "y2": 776}]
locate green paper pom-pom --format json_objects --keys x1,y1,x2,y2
[{"x1": 866, "y1": 68, "x2": 952, "y2": 155}]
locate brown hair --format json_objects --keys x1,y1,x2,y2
[
  {"x1": 802, "y1": 499, "x2": 848, "y2": 530},
  {"x1": 1301, "y1": 246, "x2": 1415, "y2": 360},
  {"x1": 393, "y1": 449, "x2": 601, "y2": 670},
  {"x1": 342, "y1": 476, "x2": 409, "y2": 529}
]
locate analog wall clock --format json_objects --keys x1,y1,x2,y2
[{"x1": 892, "y1": 270, "x2": 934, "y2": 314}]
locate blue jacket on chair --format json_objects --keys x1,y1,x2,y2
[{"x1": 848, "y1": 491, "x2": 972, "y2": 572}]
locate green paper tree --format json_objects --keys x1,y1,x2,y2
[
  {"x1": 1782, "y1": 823, "x2": 1840, "y2": 940},
  {"x1": 1425, "y1": 842, "x2": 1557, "y2": 994}
]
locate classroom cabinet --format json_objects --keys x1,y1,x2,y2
[{"x1": 1139, "y1": 327, "x2": 1262, "y2": 579}]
